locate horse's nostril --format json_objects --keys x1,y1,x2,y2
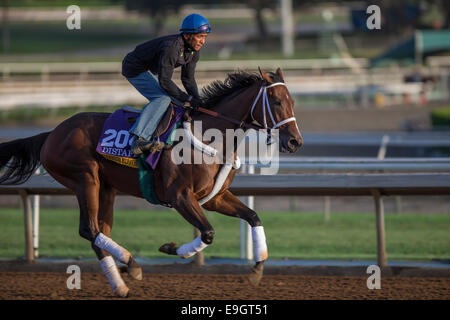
[
  {"x1": 288, "y1": 139, "x2": 298, "y2": 147},
  {"x1": 287, "y1": 138, "x2": 302, "y2": 151}
]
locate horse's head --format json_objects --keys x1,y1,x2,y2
[{"x1": 251, "y1": 67, "x2": 303, "y2": 153}]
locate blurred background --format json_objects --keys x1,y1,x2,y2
[
  {"x1": 1, "y1": 1, "x2": 450, "y2": 140},
  {"x1": 0, "y1": 0, "x2": 449, "y2": 261}
]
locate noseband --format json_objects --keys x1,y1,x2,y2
[{"x1": 250, "y1": 82, "x2": 297, "y2": 130}]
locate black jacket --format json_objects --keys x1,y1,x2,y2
[{"x1": 122, "y1": 34, "x2": 200, "y2": 103}]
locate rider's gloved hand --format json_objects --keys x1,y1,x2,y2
[
  {"x1": 190, "y1": 97, "x2": 203, "y2": 109},
  {"x1": 183, "y1": 101, "x2": 193, "y2": 109},
  {"x1": 184, "y1": 96, "x2": 203, "y2": 111}
]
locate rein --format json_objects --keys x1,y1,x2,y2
[{"x1": 194, "y1": 106, "x2": 261, "y2": 130}]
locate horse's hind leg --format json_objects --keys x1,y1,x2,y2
[
  {"x1": 202, "y1": 190, "x2": 268, "y2": 286},
  {"x1": 41, "y1": 121, "x2": 133, "y2": 297},
  {"x1": 70, "y1": 169, "x2": 130, "y2": 297},
  {"x1": 96, "y1": 183, "x2": 142, "y2": 281}
]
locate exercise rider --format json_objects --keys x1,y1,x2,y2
[{"x1": 121, "y1": 13, "x2": 211, "y2": 155}]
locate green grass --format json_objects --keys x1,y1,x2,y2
[
  {"x1": 1, "y1": 16, "x2": 376, "y2": 60},
  {"x1": 0, "y1": 208, "x2": 449, "y2": 261},
  {"x1": 3, "y1": 20, "x2": 152, "y2": 55},
  {"x1": 9, "y1": 1, "x2": 123, "y2": 7},
  {"x1": 431, "y1": 106, "x2": 450, "y2": 127},
  {"x1": 0, "y1": 104, "x2": 128, "y2": 123}
]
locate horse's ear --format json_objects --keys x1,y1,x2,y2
[
  {"x1": 276, "y1": 68, "x2": 284, "y2": 81},
  {"x1": 258, "y1": 67, "x2": 273, "y2": 84}
]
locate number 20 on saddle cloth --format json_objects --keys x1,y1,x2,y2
[{"x1": 95, "y1": 106, "x2": 185, "y2": 206}]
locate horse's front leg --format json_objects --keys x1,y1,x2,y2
[
  {"x1": 202, "y1": 190, "x2": 268, "y2": 286},
  {"x1": 159, "y1": 189, "x2": 214, "y2": 259}
]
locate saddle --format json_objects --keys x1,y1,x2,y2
[{"x1": 126, "y1": 103, "x2": 176, "y2": 140}]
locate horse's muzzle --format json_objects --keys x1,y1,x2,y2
[
  {"x1": 280, "y1": 135, "x2": 302, "y2": 153},
  {"x1": 287, "y1": 137, "x2": 302, "y2": 153}
]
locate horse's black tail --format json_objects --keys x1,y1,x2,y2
[{"x1": 0, "y1": 131, "x2": 51, "y2": 185}]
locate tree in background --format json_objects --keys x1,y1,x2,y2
[
  {"x1": 1, "y1": 0, "x2": 9, "y2": 53},
  {"x1": 244, "y1": 0, "x2": 277, "y2": 39},
  {"x1": 121, "y1": 0, "x2": 183, "y2": 36},
  {"x1": 443, "y1": 0, "x2": 450, "y2": 29},
  {"x1": 119, "y1": 0, "x2": 278, "y2": 39}
]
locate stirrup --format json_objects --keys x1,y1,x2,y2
[
  {"x1": 131, "y1": 138, "x2": 152, "y2": 155},
  {"x1": 150, "y1": 141, "x2": 166, "y2": 153}
]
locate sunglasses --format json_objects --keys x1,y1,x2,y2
[{"x1": 182, "y1": 24, "x2": 211, "y2": 33}]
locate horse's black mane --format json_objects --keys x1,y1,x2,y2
[{"x1": 200, "y1": 70, "x2": 282, "y2": 108}]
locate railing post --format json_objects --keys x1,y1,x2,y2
[
  {"x1": 372, "y1": 189, "x2": 387, "y2": 267},
  {"x1": 324, "y1": 196, "x2": 331, "y2": 223},
  {"x1": 32, "y1": 194, "x2": 39, "y2": 258},
  {"x1": 239, "y1": 163, "x2": 254, "y2": 261},
  {"x1": 32, "y1": 167, "x2": 41, "y2": 258},
  {"x1": 377, "y1": 135, "x2": 390, "y2": 160},
  {"x1": 19, "y1": 190, "x2": 34, "y2": 263},
  {"x1": 246, "y1": 164, "x2": 254, "y2": 261},
  {"x1": 193, "y1": 227, "x2": 204, "y2": 266},
  {"x1": 239, "y1": 164, "x2": 246, "y2": 259}
]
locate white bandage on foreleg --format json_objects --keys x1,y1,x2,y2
[
  {"x1": 176, "y1": 236, "x2": 208, "y2": 259},
  {"x1": 99, "y1": 256, "x2": 128, "y2": 296},
  {"x1": 252, "y1": 226, "x2": 268, "y2": 262},
  {"x1": 94, "y1": 233, "x2": 131, "y2": 264}
]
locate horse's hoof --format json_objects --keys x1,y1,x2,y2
[
  {"x1": 118, "y1": 265, "x2": 128, "y2": 274},
  {"x1": 248, "y1": 262, "x2": 264, "y2": 287},
  {"x1": 127, "y1": 257, "x2": 143, "y2": 281},
  {"x1": 159, "y1": 242, "x2": 178, "y2": 255},
  {"x1": 114, "y1": 284, "x2": 129, "y2": 298},
  {"x1": 249, "y1": 270, "x2": 263, "y2": 286}
]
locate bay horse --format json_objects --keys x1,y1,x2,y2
[{"x1": 0, "y1": 68, "x2": 302, "y2": 297}]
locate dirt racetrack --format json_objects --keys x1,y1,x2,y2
[
  {"x1": 0, "y1": 261, "x2": 449, "y2": 300},
  {"x1": 1, "y1": 272, "x2": 450, "y2": 300}
]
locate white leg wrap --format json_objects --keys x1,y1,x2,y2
[
  {"x1": 99, "y1": 256, "x2": 129, "y2": 297},
  {"x1": 94, "y1": 233, "x2": 130, "y2": 264},
  {"x1": 176, "y1": 236, "x2": 208, "y2": 259},
  {"x1": 252, "y1": 226, "x2": 268, "y2": 262}
]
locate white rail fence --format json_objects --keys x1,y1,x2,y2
[
  {"x1": 1, "y1": 158, "x2": 450, "y2": 267},
  {"x1": 3, "y1": 59, "x2": 446, "y2": 109},
  {"x1": 0, "y1": 59, "x2": 370, "y2": 79}
]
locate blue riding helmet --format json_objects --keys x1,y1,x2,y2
[{"x1": 180, "y1": 14, "x2": 211, "y2": 34}]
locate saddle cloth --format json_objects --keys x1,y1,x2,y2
[{"x1": 96, "y1": 105, "x2": 185, "y2": 170}]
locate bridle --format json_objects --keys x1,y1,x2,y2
[
  {"x1": 250, "y1": 82, "x2": 297, "y2": 130},
  {"x1": 192, "y1": 82, "x2": 296, "y2": 132}
]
